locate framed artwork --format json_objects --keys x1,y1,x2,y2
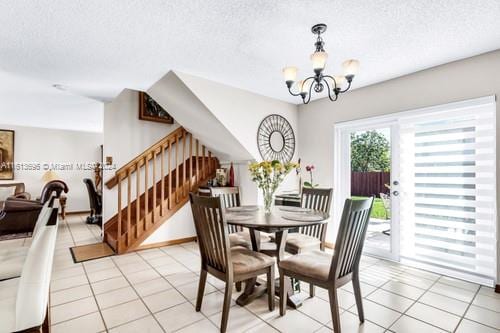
[
  {"x1": 0, "y1": 129, "x2": 14, "y2": 180},
  {"x1": 138, "y1": 91, "x2": 174, "y2": 124}
]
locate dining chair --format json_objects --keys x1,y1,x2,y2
[
  {"x1": 210, "y1": 187, "x2": 271, "y2": 248},
  {"x1": 272, "y1": 188, "x2": 333, "y2": 255},
  {"x1": 189, "y1": 193, "x2": 275, "y2": 332},
  {"x1": 272, "y1": 187, "x2": 332, "y2": 296},
  {"x1": 278, "y1": 197, "x2": 374, "y2": 333},
  {"x1": 284, "y1": 187, "x2": 333, "y2": 254}
]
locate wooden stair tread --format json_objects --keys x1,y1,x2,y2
[{"x1": 103, "y1": 128, "x2": 218, "y2": 254}]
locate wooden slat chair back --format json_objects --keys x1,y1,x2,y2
[
  {"x1": 279, "y1": 197, "x2": 374, "y2": 333},
  {"x1": 189, "y1": 193, "x2": 275, "y2": 332},
  {"x1": 190, "y1": 194, "x2": 231, "y2": 274},
  {"x1": 210, "y1": 187, "x2": 243, "y2": 233},
  {"x1": 330, "y1": 198, "x2": 373, "y2": 281},
  {"x1": 299, "y1": 187, "x2": 333, "y2": 249}
]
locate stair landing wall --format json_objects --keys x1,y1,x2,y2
[{"x1": 103, "y1": 88, "x2": 194, "y2": 247}]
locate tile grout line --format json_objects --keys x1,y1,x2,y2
[
  {"x1": 397, "y1": 275, "x2": 500, "y2": 332},
  {"x1": 65, "y1": 215, "x2": 110, "y2": 332},
  {"x1": 51, "y1": 215, "x2": 109, "y2": 332},
  {"x1": 186, "y1": 244, "x2": 383, "y2": 332},
  {"x1": 109, "y1": 253, "x2": 168, "y2": 332},
  {"x1": 345, "y1": 265, "x2": 446, "y2": 332},
  {"x1": 156, "y1": 244, "x2": 284, "y2": 332},
  {"x1": 388, "y1": 272, "x2": 444, "y2": 331},
  {"x1": 135, "y1": 248, "x2": 219, "y2": 332},
  {"x1": 452, "y1": 286, "x2": 482, "y2": 333}
]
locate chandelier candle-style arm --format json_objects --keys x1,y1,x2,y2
[
  {"x1": 322, "y1": 78, "x2": 339, "y2": 102},
  {"x1": 282, "y1": 23, "x2": 359, "y2": 104},
  {"x1": 323, "y1": 75, "x2": 352, "y2": 93},
  {"x1": 300, "y1": 76, "x2": 316, "y2": 104}
]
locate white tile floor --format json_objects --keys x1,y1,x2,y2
[{"x1": 2, "y1": 214, "x2": 500, "y2": 332}]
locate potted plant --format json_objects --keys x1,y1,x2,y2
[
  {"x1": 303, "y1": 165, "x2": 319, "y2": 188},
  {"x1": 249, "y1": 160, "x2": 297, "y2": 214}
]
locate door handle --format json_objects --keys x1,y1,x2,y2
[{"x1": 392, "y1": 191, "x2": 399, "y2": 196}]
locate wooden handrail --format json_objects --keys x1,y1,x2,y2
[
  {"x1": 105, "y1": 126, "x2": 186, "y2": 189},
  {"x1": 104, "y1": 124, "x2": 220, "y2": 254}
]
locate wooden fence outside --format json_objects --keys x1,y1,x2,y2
[{"x1": 351, "y1": 171, "x2": 390, "y2": 197}]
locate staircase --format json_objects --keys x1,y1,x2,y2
[{"x1": 103, "y1": 127, "x2": 219, "y2": 254}]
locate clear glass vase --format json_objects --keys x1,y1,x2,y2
[{"x1": 263, "y1": 189, "x2": 275, "y2": 214}]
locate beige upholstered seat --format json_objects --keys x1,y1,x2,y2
[
  {"x1": 190, "y1": 194, "x2": 275, "y2": 333},
  {"x1": 284, "y1": 233, "x2": 321, "y2": 253},
  {"x1": 231, "y1": 247, "x2": 275, "y2": 275},
  {"x1": 277, "y1": 188, "x2": 333, "y2": 255},
  {"x1": 279, "y1": 198, "x2": 374, "y2": 333},
  {"x1": 229, "y1": 232, "x2": 251, "y2": 248},
  {"x1": 279, "y1": 250, "x2": 332, "y2": 281},
  {"x1": 229, "y1": 231, "x2": 272, "y2": 249}
]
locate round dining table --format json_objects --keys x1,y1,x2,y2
[{"x1": 225, "y1": 205, "x2": 329, "y2": 309}]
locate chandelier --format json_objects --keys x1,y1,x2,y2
[{"x1": 283, "y1": 23, "x2": 359, "y2": 104}]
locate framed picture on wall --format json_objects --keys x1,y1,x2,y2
[
  {"x1": 0, "y1": 129, "x2": 14, "y2": 180},
  {"x1": 138, "y1": 91, "x2": 174, "y2": 124}
]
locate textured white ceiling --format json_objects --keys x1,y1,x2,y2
[
  {"x1": 0, "y1": 71, "x2": 103, "y2": 132},
  {"x1": 1, "y1": 0, "x2": 500, "y2": 106}
]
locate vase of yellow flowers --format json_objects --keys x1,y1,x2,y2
[{"x1": 249, "y1": 160, "x2": 298, "y2": 214}]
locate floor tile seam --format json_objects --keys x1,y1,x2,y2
[
  {"x1": 451, "y1": 286, "x2": 483, "y2": 333},
  {"x1": 56, "y1": 218, "x2": 109, "y2": 332},
  {"x1": 111, "y1": 254, "x2": 168, "y2": 333},
  {"x1": 143, "y1": 246, "x2": 276, "y2": 332}
]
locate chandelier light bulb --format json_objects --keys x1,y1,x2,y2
[
  {"x1": 302, "y1": 81, "x2": 312, "y2": 94},
  {"x1": 296, "y1": 80, "x2": 308, "y2": 94},
  {"x1": 342, "y1": 59, "x2": 360, "y2": 77},
  {"x1": 333, "y1": 75, "x2": 346, "y2": 89},
  {"x1": 310, "y1": 51, "x2": 328, "y2": 71},
  {"x1": 282, "y1": 66, "x2": 298, "y2": 83},
  {"x1": 294, "y1": 80, "x2": 302, "y2": 92}
]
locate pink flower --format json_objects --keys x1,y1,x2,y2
[{"x1": 305, "y1": 165, "x2": 315, "y2": 172}]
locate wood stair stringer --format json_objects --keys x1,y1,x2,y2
[{"x1": 103, "y1": 126, "x2": 219, "y2": 254}]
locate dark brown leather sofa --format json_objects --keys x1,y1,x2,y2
[
  {"x1": 0, "y1": 180, "x2": 68, "y2": 235},
  {"x1": 0, "y1": 198, "x2": 42, "y2": 235}
]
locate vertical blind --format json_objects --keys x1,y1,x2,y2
[{"x1": 399, "y1": 97, "x2": 497, "y2": 281}]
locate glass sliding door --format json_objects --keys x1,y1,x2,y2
[
  {"x1": 334, "y1": 96, "x2": 496, "y2": 284},
  {"x1": 335, "y1": 121, "x2": 400, "y2": 261},
  {"x1": 398, "y1": 97, "x2": 497, "y2": 284}
]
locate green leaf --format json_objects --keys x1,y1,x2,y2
[{"x1": 303, "y1": 181, "x2": 312, "y2": 188}]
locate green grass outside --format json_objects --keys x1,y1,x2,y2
[{"x1": 351, "y1": 196, "x2": 389, "y2": 219}]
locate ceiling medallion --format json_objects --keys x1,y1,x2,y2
[{"x1": 283, "y1": 23, "x2": 359, "y2": 104}]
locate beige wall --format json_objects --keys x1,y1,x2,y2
[
  {"x1": 176, "y1": 72, "x2": 299, "y2": 162},
  {"x1": 0, "y1": 124, "x2": 102, "y2": 211},
  {"x1": 174, "y1": 72, "x2": 301, "y2": 201},
  {"x1": 298, "y1": 49, "x2": 500, "y2": 283},
  {"x1": 102, "y1": 89, "x2": 197, "y2": 245},
  {"x1": 149, "y1": 71, "x2": 301, "y2": 204}
]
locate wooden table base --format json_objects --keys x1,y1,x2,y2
[
  {"x1": 235, "y1": 277, "x2": 306, "y2": 309},
  {"x1": 234, "y1": 229, "x2": 306, "y2": 309}
]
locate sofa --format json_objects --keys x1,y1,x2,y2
[
  {"x1": 0, "y1": 181, "x2": 68, "y2": 236},
  {"x1": 0, "y1": 199, "x2": 43, "y2": 236}
]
